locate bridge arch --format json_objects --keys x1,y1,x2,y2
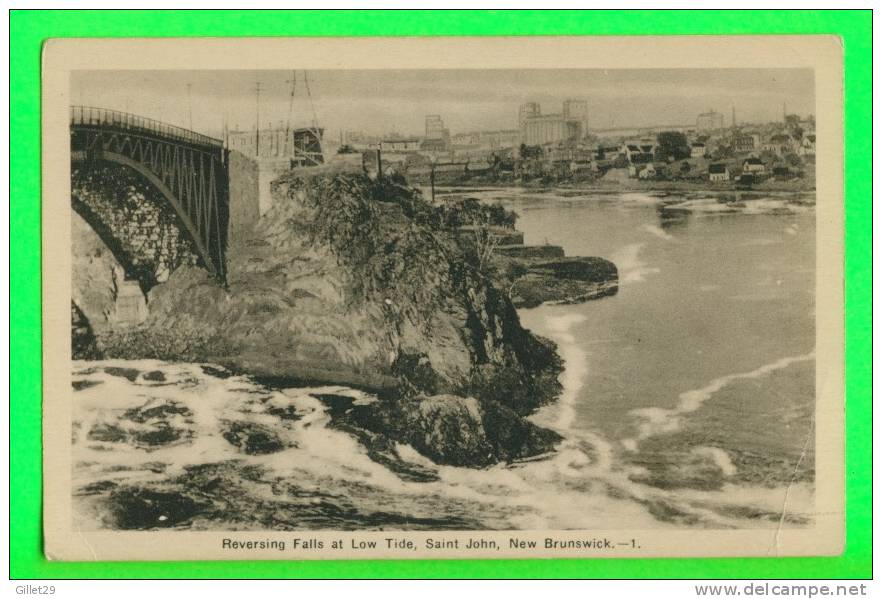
[
  {"x1": 72, "y1": 150, "x2": 218, "y2": 284},
  {"x1": 70, "y1": 106, "x2": 230, "y2": 286},
  {"x1": 71, "y1": 159, "x2": 202, "y2": 295}
]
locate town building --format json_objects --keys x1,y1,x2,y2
[
  {"x1": 733, "y1": 134, "x2": 759, "y2": 153},
  {"x1": 523, "y1": 114, "x2": 582, "y2": 146},
  {"x1": 518, "y1": 102, "x2": 541, "y2": 128},
  {"x1": 708, "y1": 163, "x2": 730, "y2": 182},
  {"x1": 737, "y1": 173, "x2": 757, "y2": 186},
  {"x1": 449, "y1": 129, "x2": 521, "y2": 150},
  {"x1": 545, "y1": 144, "x2": 594, "y2": 163},
  {"x1": 380, "y1": 138, "x2": 422, "y2": 152},
  {"x1": 594, "y1": 143, "x2": 623, "y2": 159},
  {"x1": 569, "y1": 159, "x2": 596, "y2": 174},
  {"x1": 420, "y1": 138, "x2": 448, "y2": 153},
  {"x1": 742, "y1": 157, "x2": 766, "y2": 174},
  {"x1": 520, "y1": 101, "x2": 587, "y2": 146},
  {"x1": 624, "y1": 141, "x2": 655, "y2": 164},
  {"x1": 763, "y1": 134, "x2": 794, "y2": 155},
  {"x1": 637, "y1": 163, "x2": 657, "y2": 179},
  {"x1": 772, "y1": 166, "x2": 794, "y2": 179},
  {"x1": 341, "y1": 130, "x2": 380, "y2": 151},
  {"x1": 696, "y1": 110, "x2": 725, "y2": 131},
  {"x1": 563, "y1": 99, "x2": 590, "y2": 135},
  {"x1": 425, "y1": 115, "x2": 450, "y2": 144},
  {"x1": 690, "y1": 143, "x2": 707, "y2": 158},
  {"x1": 799, "y1": 134, "x2": 816, "y2": 156}
]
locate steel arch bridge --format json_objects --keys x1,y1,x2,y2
[{"x1": 70, "y1": 106, "x2": 230, "y2": 283}]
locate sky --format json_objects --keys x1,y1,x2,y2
[{"x1": 71, "y1": 69, "x2": 815, "y2": 140}]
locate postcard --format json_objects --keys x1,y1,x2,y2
[{"x1": 42, "y1": 35, "x2": 843, "y2": 560}]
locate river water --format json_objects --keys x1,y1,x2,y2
[{"x1": 72, "y1": 188, "x2": 816, "y2": 531}]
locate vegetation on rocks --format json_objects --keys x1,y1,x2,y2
[{"x1": 81, "y1": 171, "x2": 570, "y2": 466}]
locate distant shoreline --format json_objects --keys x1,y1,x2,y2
[{"x1": 429, "y1": 182, "x2": 816, "y2": 199}]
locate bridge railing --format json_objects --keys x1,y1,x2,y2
[{"x1": 70, "y1": 106, "x2": 224, "y2": 149}]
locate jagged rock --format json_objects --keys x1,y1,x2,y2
[
  {"x1": 104, "y1": 487, "x2": 208, "y2": 529},
  {"x1": 333, "y1": 393, "x2": 562, "y2": 468},
  {"x1": 71, "y1": 301, "x2": 102, "y2": 360},
  {"x1": 494, "y1": 244, "x2": 565, "y2": 260},
  {"x1": 221, "y1": 421, "x2": 289, "y2": 455},
  {"x1": 491, "y1": 255, "x2": 618, "y2": 309},
  {"x1": 396, "y1": 395, "x2": 493, "y2": 465},
  {"x1": 88, "y1": 173, "x2": 580, "y2": 465},
  {"x1": 85, "y1": 398, "x2": 195, "y2": 450}
]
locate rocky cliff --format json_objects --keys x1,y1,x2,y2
[{"x1": 87, "y1": 173, "x2": 583, "y2": 466}]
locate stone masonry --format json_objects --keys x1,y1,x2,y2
[{"x1": 72, "y1": 164, "x2": 200, "y2": 292}]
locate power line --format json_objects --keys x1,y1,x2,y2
[{"x1": 303, "y1": 71, "x2": 320, "y2": 132}]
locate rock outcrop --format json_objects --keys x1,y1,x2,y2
[
  {"x1": 495, "y1": 256, "x2": 619, "y2": 309},
  {"x1": 332, "y1": 393, "x2": 562, "y2": 468},
  {"x1": 87, "y1": 173, "x2": 573, "y2": 465}
]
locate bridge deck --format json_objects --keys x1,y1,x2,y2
[{"x1": 71, "y1": 106, "x2": 224, "y2": 151}]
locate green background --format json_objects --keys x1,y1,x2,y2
[{"x1": 10, "y1": 9, "x2": 872, "y2": 579}]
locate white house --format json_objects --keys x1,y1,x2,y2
[
  {"x1": 690, "y1": 143, "x2": 707, "y2": 158},
  {"x1": 638, "y1": 163, "x2": 657, "y2": 179},
  {"x1": 742, "y1": 157, "x2": 766, "y2": 174},
  {"x1": 762, "y1": 134, "x2": 793, "y2": 156},
  {"x1": 708, "y1": 163, "x2": 729, "y2": 182},
  {"x1": 799, "y1": 134, "x2": 816, "y2": 156},
  {"x1": 380, "y1": 138, "x2": 422, "y2": 152}
]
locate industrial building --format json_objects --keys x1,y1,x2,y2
[
  {"x1": 519, "y1": 100, "x2": 589, "y2": 146},
  {"x1": 696, "y1": 110, "x2": 725, "y2": 131}
]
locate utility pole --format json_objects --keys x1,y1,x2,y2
[
  {"x1": 222, "y1": 110, "x2": 229, "y2": 149},
  {"x1": 430, "y1": 159, "x2": 436, "y2": 203},
  {"x1": 255, "y1": 81, "x2": 262, "y2": 158},
  {"x1": 187, "y1": 83, "x2": 193, "y2": 130},
  {"x1": 285, "y1": 71, "x2": 296, "y2": 157},
  {"x1": 375, "y1": 146, "x2": 383, "y2": 180}
]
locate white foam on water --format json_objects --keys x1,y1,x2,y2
[
  {"x1": 641, "y1": 224, "x2": 674, "y2": 241},
  {"x1": 615, "y1": 192, "x2": 666, "y2": 205},
  {"x1": 665, "y1": 199, "x2": 738, "y2": 214},
  {"x1": 692, "y1": 446, "x2": 738, "y2": 476},
  {"x1": 610, "y1": 243, "x2": 660, "y2": 284},
  {"x1": 623, "y1": 352, "x2": 816, "y2": 448},
  {"x1": 72, "y1": 346, "x2": 817, "y2": 530},
  {"x1": 534, "y1": 313, "x2": 588, "y2": 432},
  {"x1": 676, "y1": 480, "x2": 815, "y2": 524},
  {"x1": 432, "y1": 308, "x2": 811, "y2": 530},
  {"x1": 665, "y1": 198, "x2": 813, "y2": 218}
]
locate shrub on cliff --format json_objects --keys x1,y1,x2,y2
[
  {"x1": 99, "y1": 171, "x2": 566, "y2": 466},
  {"x1": 274, "y1": 172, "x2": 561, "y2": 415},
  {"x1": 429, "y1": 198, "x2": 518, "y2": 230}
]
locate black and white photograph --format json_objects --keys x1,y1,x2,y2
[{"x1": 42, "y1": 36, "x2": 844, "y2": 561}]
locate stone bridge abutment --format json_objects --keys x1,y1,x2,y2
[{"x1": 69, "y1": 107, "x2": 260, "y2": 344}]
